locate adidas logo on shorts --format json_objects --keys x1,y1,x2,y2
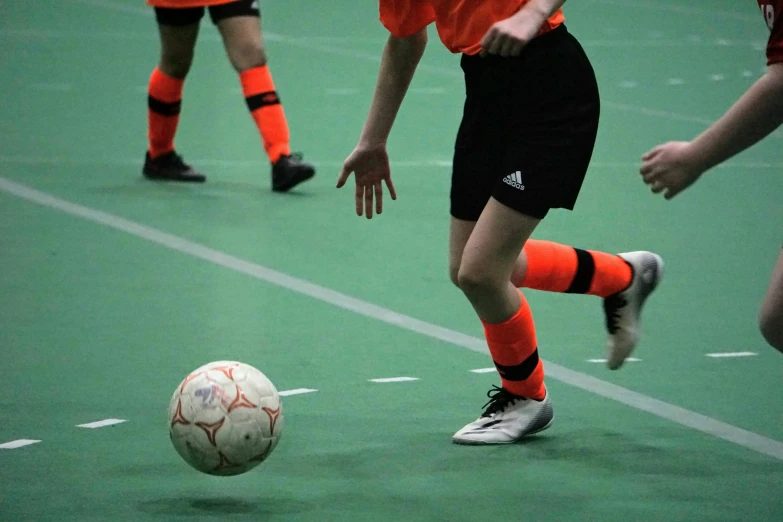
[{"x1": 502, "y1": 171, "x2": 525, "y2": 190}]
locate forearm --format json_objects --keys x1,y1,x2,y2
[
  {"x1": 358, "y1": 29, "x2": 427, "y2": 147},
  {"x1": 689, "y1": 63, "x2": 783, "y2": 172}
]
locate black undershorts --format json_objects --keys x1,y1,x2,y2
[{"x1": 154, "y1": 0, "x2": 260, "y2": 26}]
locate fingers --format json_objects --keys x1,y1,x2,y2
[
  {"x1": 650, "y1": 181, "x2": 665, "y2": 194},
  {"x1": 663, "y1": 185, "x2": 682, "y2": 200},
  {"x1": 385, "y1": 176, "x2": 397, "y2": 200},
  {"x1": 641, "y1": 145, "x2": 663, "y2": 162},
  {"x1": 486, "y1": 34, "x2": 504, "y2": 55},
  {"x1": 374, "y1": 182, "x2": 383, "y2": 215},
  {"x1": 499, "y1": 36, "x2": 517, "y2": 57},
  {"x1": 509, "y1": 39, "x2": 526, "y2": 57},
  {"x1": 354, "y1": 184, "x2": 363, "y2": 216},
  {"x1": 336, "y1": 165, "x2": 351, "y2": 188},
  {"x1": 640, "y1": 165, "x2": 659, "y2": 183},
  {"x1": 364, "y1": 182, "x2": 374, "y2": 219},
  {"x1": 480, "y1": 27, "x2": 498, "y2": 56}
]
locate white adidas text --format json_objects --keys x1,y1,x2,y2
[{"x1": 502, "y1": 171, "x2": 525, "y2": 190}]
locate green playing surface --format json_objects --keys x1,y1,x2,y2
[{"x1": 1, "y1": 1, "x2": 782, "y2": 520}]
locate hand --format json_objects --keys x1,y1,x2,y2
[
  {"x1": 480, "y1": 9, "x2": 545, "y2": 57},
  {"x1": 336, "y1": 144, "x2": 397, "y2": 219},
  {"x1": 639, "y1": 141, "x2": 704, "y2": 200}
]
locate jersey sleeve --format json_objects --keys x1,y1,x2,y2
[
  {"x1": 767, "y1": 4, "x2": 783, "y2": 64},
  {"x1": 379, "y1": 0, "x2": 436, "y2": 38}
]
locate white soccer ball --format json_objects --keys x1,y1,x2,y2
[{"x1": 168, "y1": 360, "x2": 283, "y2": 476}]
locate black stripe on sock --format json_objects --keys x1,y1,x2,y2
[
  {"x1": 148, "y1": 96, "x2": 181, "y2": 116},
  {"x1": 246, "y1": 90, "x2": 280, "y2": 111},
  {"x1": 494, "y1": 349, "x2": 540, "y2": 382},
  {"x1": 566, "y1": 248, "x2": 595, "y2": 294}
]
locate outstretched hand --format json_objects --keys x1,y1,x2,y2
[
  {"x1": 337, "y1": 145, "x2": 397, "y2": 219},
  {"x1": 640, "y1": 141, "x2": 704, "y2": 200}
]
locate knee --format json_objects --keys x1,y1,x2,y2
[
  {"x1": 759, "y1": 307, "x2": 783, "y2": 353},
  {"x1": 229, "y1": 40, "x2": 267, "y2": 72},
  {"x1": 456, "y1": 265, "x2": 498, "y2": 299},
  {"x1": 160, "y1": 49, "x2": 194, "y2": 79}
]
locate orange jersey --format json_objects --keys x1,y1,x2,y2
[
  {"x1": 379, "y1": 0, "x2": 564, "y2": 55},
  {"x1": 147, "y1": 0, "x2": 236, "y2": 8}
]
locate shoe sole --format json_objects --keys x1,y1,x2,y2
[
  {"x1": 607, "y1": 252, "x2": 664, "y2": 370},
  {"x1": 452, "y1": 415, "x2": 555, "y2": 446},
  {"x1": 272, "y1": 170, "x2": 315, "y2": 192},
  {"x1": 142, "y1": 169, "x2": 206, "y2": 183}
]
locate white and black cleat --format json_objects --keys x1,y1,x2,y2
[
  {"x1": 452, "y1": 386, "x2": 554, "y2": 445},
  {"x1": 603, "y1": 251, "x2": 664, "y2": 370}
]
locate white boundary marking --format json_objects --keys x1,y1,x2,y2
[
  {"x1": 76, "y1": 418, "x2": 127, "y2": 429},
  {"x1": 0, "y1": 439, "x2": 41, "y2": 449},
  {"x1": 587, "y1": 358, "x2": 641, "y2": 363},
  {"x1": 706, "y1": 352, "x2": 758, "y2": 358},
  {"x1": 2, "y1": 177, "x2": 783, "y2": 462},
  {"x1": 470, "y1": 368, "x2": 497, "y2": 374},
  {"x1": 279, "y1": 388, "x2": 318, "y2": 396},
  {"x1": 369, "y1": 377, "x2": 420, "y2": 383}
]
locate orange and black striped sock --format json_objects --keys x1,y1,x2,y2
[
  {"x1": 482, "y1": 291, "x2": 546, "y2": 400},
  {"x1": 513, "y1": 240, "x2": 632, "y2": 298},
  {"x1": 147, "y1": 67, "x2": 184, "y2": 159},
  {"x1": 239, "y1": 65, "x2": 291, "y2": 164}
]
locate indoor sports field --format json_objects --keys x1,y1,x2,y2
[{"x1": 1, "y1": 1, "x2": 782, "y2": 520}]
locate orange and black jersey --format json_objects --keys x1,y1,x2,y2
[
  {"x1": 379, "y1": 0, "x2": 564, "y2": 55},
  {"x1": 759, "y1": 1, "x2": 783, "y2": 64}
]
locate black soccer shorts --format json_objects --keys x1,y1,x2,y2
[{"x1": 450, "y1": 24, "x2": 600, "y2": 221}]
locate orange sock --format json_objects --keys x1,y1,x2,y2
[
  {"x1": 514, "y1": 240, "x2": 632, "y2": 298},
  {"x1": 147, "y1": 67, "x2": 184, "y2": 159},
  {"x1": 239, "y1": 65, "x2": 291, "y2": 163},
  {"x1": 482, "y1": 291, "x2": 546, "y2": 400}
]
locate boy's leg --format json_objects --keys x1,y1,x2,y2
[
  {"x1": 513, "y1": 240, "x2": 663, "y2": 369},
  {"x1": 760, "y1": 249, "x2": 783, "y2": 352},
  {"x1": 143, "y1": 7, "x2": 205, "y2": 182},
  {"x1": 452, "y1": 231, "x2": 662, "y2": 370},
  {"x1": 451, "y1": 200, "x2": 553, "y2": 445},
  {"x1": 211, "y1": 1, "x2": 315, "y2": 191}
]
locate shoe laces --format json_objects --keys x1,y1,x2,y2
[
  {"x1": 480, "y1": 385, "x2": 524, "y2": 418},
  {"x1": 161, "y1": 152, "x2": 189, "y2": 171},
  {"x1": 275, "y1": 152, "x2": 305, "y2": 167},
  {"x1": 603, "y1": 294, "x2": 627, "y2": 334}
]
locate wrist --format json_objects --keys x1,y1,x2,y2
[
  {"x1": 358, "y1": 138, "x2": 386, "y2": 149},
  {"x1": 681, "y1": 141, "x2": 712, "y2": 175},
  {"x1": 514, "y1": 1, "x2": 551, "y2": 24}
]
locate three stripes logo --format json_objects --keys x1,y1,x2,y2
[{"x1": 502, "y1": 171, "x2": 525, "y2": 190}]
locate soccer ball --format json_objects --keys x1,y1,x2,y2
[{"x1": 168, "y1": 360, "x2": 283, "y2": 476}]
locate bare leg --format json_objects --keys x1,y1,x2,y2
[{"x1": 759, "y1": 249, "x2": 783, "y2": 352}]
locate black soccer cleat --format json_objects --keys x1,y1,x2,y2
[
  {"x1": 271, "y1": 153, "x2": 315, "y2": 192},
  {"x1": 143, "y1": 151, "x2": 206, "y2": 183}
]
